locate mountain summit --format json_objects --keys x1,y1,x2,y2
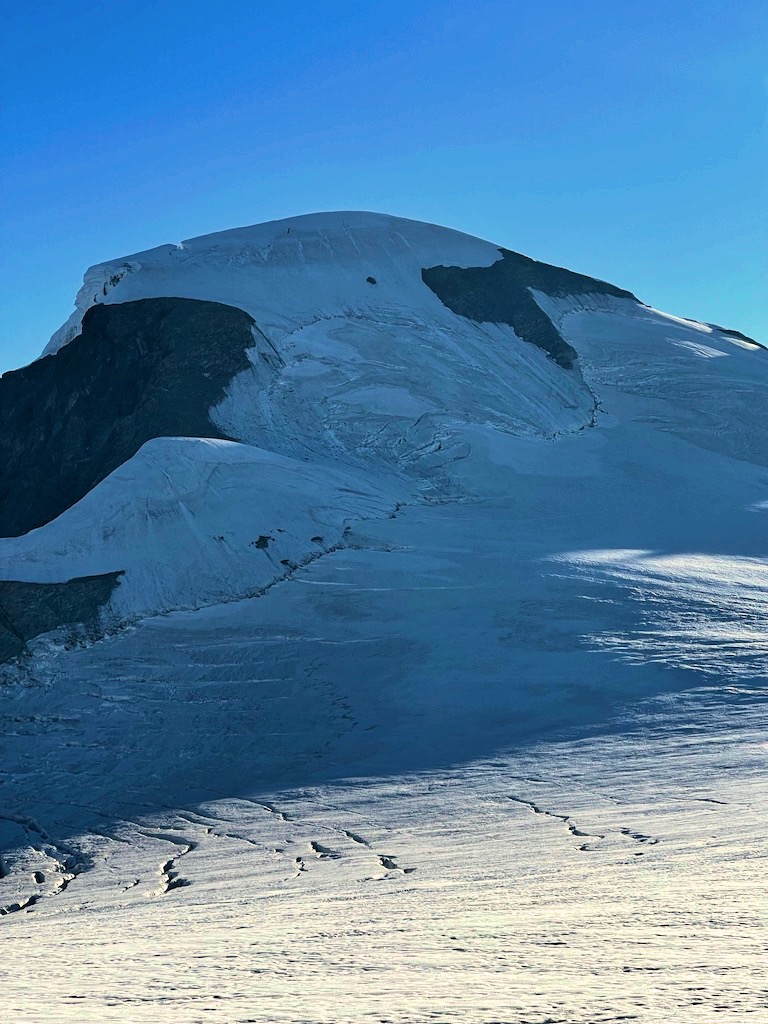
[
  {"x1": 2, "y1": 215, "x2": 768, "y2": 1012},
  {"x1": 0, "y1": 211, "x2": 764, "y2": 657}
]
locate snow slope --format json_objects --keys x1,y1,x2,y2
[
  {"x1": 43, "y1": 212, "x2": 505, "y2": 358},
  {"x1": 0, "y1": 437, "x2": 396, "y2": 621},
  {"x1": 1, "y1": 212, "x2": 609, "y2": 624},
  {"x1": 42, "y1": 213, "x2": 598, "y2": 482},
  {"x1": 2, "y1": 212, "x2": 767, "y2": 1022}
]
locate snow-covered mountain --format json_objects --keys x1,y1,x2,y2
[
  {"x1": 3, "y1": 211, "x2": 762, "y2": 639},
  {"x1": 1, "y1": 212, "x2": 766, "y2": 1022}
]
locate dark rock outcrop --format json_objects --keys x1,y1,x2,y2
[
  {"x1": 422, "y1": 248, "x2": 637, "y2": 369},
  {"x1": 0, "y1": 297, "x2": 263, "y2": 538},
  {"x1": 0, "y1": 572, "x2": 123, "y2": 663}
]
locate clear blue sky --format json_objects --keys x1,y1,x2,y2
[{"x1": 2, "y1": 0, "x2": 766, "y2": 372}]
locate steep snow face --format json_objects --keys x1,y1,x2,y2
[
  {"x1": 4, "y1": 210, "x2": 765, "y2": 647},
  {"x1": 40, "y1": 213, "x2": 600, "y2": 472},
  {"x1": 43, "y1": 212, "x2": 504, "y2": 358},
  {"x1": 534, "y1": 292, "x2": 768, "y2": 464},
  {"x1": 209, "y1": 310, "x2": 592, "y2": 491},
  {"x1": 4, "y1": 214, "x2": 621, "y2": 547},
  {"x1": 0, "y1": 212, "x2": 613, "y2": 644},
  {"x1": 0, "y1": 437, "x2": 397, "y2": 622}
]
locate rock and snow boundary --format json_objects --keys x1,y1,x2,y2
[{"x1": 1, "y1": 213, "x2": 768, "y2": 1024}]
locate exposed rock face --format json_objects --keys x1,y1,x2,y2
[
  {"x1": 0, "y1": 572, "x2": 123, "y2": 662},
  {"x1": 422, "y1": 248, "x2": 637, "y2": 369},
  {"x1": 0, "y1": 297, "x2": 262, "y2": 538}
]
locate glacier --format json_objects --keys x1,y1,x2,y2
[{"x1": 0, "y1": 212, "x2": 766, "y2": 1023}]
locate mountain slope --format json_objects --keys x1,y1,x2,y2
[
  {"x1": 3, "y1": 213, "x2": 624, "y2": 541},
  {"x1": 1, "y1": 213, "x2": 767, "y2": 1023},
  {"x1": 1, "y1": 209, "x2": 765, "y2": 648},
  {"x1": 0, "y1": 298, "x2": 258, "y2": 537}
]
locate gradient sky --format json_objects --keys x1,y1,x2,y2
[{"x1": 2, "y1": 0, "x2": 766, "y2": 373}]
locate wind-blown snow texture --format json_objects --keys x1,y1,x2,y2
[{"x1": 1, "y1": 212, "x2": 766, "y2": 1023}]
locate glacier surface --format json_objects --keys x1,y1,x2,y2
[{"x1": 1, "y1": 212, "x2": 766, "y2": 1023}]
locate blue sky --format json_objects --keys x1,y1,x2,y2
[{"x1": 2, "y1": 0, "x2": 766, "y2": 372}]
